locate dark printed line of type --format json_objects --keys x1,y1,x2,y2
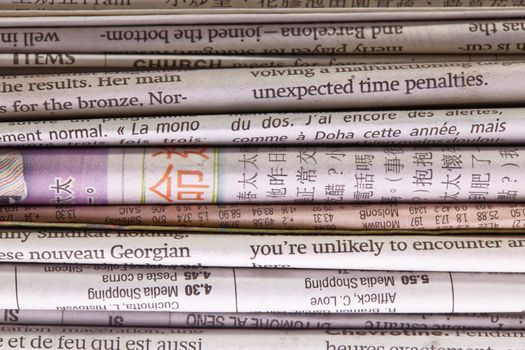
[
  {"x1": 232, "y1": 268, "x2": 239, "y2": 312},
  {"x1": 121, "y1": 151, "x2": 126, "y2": 203},
  {"x1": 449, "y1": 272, "x2": 455, "y2": 313},
  {"x1": 14, "y1": 265, "x2": 20, "y2": 309}
]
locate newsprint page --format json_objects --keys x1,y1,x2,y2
[{"x1": 2, "y1": 4, "x2": 525, "y2": 350}]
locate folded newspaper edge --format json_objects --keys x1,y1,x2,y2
[
  {"x1": 1, "y1": 61, "x2": 524, "y2": 120},
  {"x1": 1, "y1": 54, "x2": 521, "y2": 75},
  {"x1": 1, "y1": 263, "x2": 525, "y2": 313},
  {"x1": 0, "y1": 202, "x2": 518, "y2": 232},
  {"x1": 0, "y1": 309, "x2": 523, "y2": 330},
  {"x1": 0, "y1": 326, "x2": 525, "y2": 350},
  {"x1": 3, "y1": 9, "x2": 525, "y2": 25},
  {"x1": 1, "y1": 20, "x2": 525, "y2": 54},
  {"x1": 2, "y1": 229, "x2": 525, "y2": 272},
  {"x1": 2, "y1": 0, "x2": 525, "y2": 10},
  {"x1": 2, "y1": 146, "x2": 525, "y2": 205},
  {"x1": 1, "y1": 106, "x2": 524, "y2": 147}
]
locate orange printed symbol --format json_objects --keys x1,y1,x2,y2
[
  {"x1": 177, "y1": 191, "x2": 206, "y2": 201},
  {"x1": 177, "y1": 170, "x2": 209, "y2": 201},
  {"x1": 152, "y1": 147, "x2": 209, "y2": 160},
  {"x1": 149, "y1": 167, "x2": 210, "y2": 202},
  {"x1": 177, "y1": 170, "x2": 209, "y2": 188},
  {"x1": 149, "y1": 165, "x2": 174, "y2": 202}
]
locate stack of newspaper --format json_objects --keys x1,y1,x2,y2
[{"x1": 1, "y1": 3, "x2": 525, "y2": 349}]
